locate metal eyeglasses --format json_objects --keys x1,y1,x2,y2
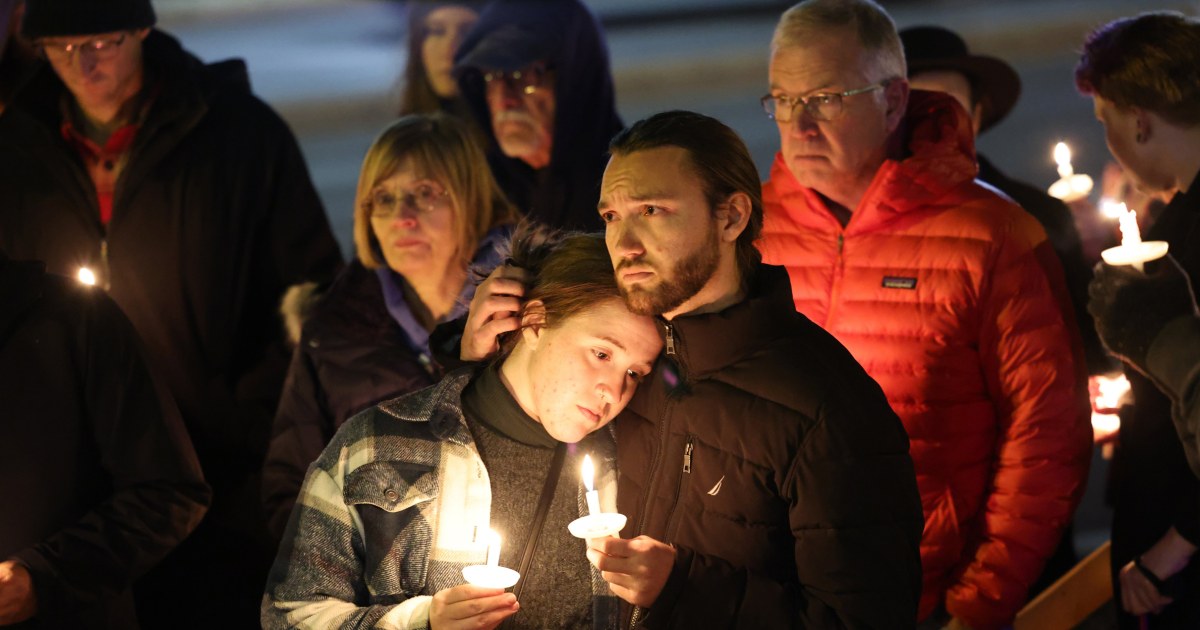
[
  {"x1": 760, "y1": 81, "x2": 889, "y2": 123},
  {"x1": 367, "y1": 185, "x2": 450, "y2": 219},
  {"x1": 40, "y1": 33, "x2": 128, "y2": 62},
  {"x1": 483, "y1": 62, "x2": 551, "y2": 96}
]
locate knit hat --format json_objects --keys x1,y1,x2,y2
[{"x1": 22, "y1": 0, "x2": 157, "y2": 39}]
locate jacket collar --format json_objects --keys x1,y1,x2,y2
[
  {"x1": 767, "y1": 89, "x2": 979, "y2": 233},
  {"x1": 377, "y1": 367, "x2": 478, "y2": 444},
  {"x1": 657, "y1": 264, "x2": 799, "y2": 380}
]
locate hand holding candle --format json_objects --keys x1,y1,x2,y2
[{"x1": 568, "y1": 454, "x2": 627, "y2": 539}]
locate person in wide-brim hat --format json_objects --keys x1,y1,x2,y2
[{"x1": 900, "y1": 25, "x2": 1021, "y2": 134}]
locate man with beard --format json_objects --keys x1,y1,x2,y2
[
  {"x1": 459, "y1": 110, "x2": 925, "y2": 628},
  {"x1": 757, "y1": 2, "x2": 1091, "y2": 627},
  {"x1": 453, "y1": 0, "x2": 620, "y2": 231}
]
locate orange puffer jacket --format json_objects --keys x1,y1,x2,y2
[{"x1": 759, "y1": 91, "x2": 1091, "y2": 630}]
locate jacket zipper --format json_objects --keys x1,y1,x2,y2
[
  {"x1": 99, "y1": 238, "x2": 111, "y2": 290},
  {"x1": 826, "y1": 231, "x2": 845, "y2": 326},
  {"x1": 664, "y1": 435, "x2": 695, "y2": 538},
  {"x1": 664, "y1": 321, "x2": 676, "y2": 355}
]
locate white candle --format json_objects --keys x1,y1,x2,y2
[
  {"x1": 582, "y1": 455, "x2": 601, "y2": 515},
  {"x1": 486, "y1": 529, "x2": 501, "y2": 567},
  {"x1": 77, "y1": 267, "x2": 97, "y2": 286},
  {"x1": 1054, "y1": 142, "x2": 1074, "y2": 179}
]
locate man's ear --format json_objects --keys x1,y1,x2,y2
[
  {"x1": 520, "y1": 299, "x2": 547, "y2": 347},
  {"x1": 717, "y1": 192, "x2": 753, "y2": 245},
  {"x1": 884, "y1": 78, "x2": 910, "y2": 134}
]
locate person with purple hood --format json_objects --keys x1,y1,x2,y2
[{"x1": 453, "y1": 0, "x2": 621, "y2": 231}]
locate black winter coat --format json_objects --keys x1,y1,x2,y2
[
  {"x1": 262, "y1": 261, "x2": 437, "y2": 539},
  {"x1": 0, "y1": 29, "x2": 342, "y2": 505},
  {"x1": 0, "y1": 254, "x2": 210, "y2": 629},
  {"x1": 0, "y1": 30, "x2": 342, "y2": 626},
  {"x1": 1109, "y1": 173, "x2": 1200, "y2": 630},
  {"x1": 455, "y1": 0, "x2": 621, "y2": 231},
  {"x1": 616, "y1": 265, "x2": 925, "y2": 629}
]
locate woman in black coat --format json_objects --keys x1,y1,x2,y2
[{"x1": 262, "y1": 113, "x2": 516, "y2": 539}]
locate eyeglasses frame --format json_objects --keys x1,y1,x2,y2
[
  {"x1": 366, "y1": 184, "x2": 451, "y2": 220},
  {"x1": 39, "y1": 32, "x2": 130, "y2": 63},
  {"x1": 760, "y1": 80, "x2": 892, "y2": 123}
]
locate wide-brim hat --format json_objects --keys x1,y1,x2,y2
[
  {"x1": 22, "y1": 0, "x2": 157, "y2": 38},
  {"x1": 900, "y1": 25, "x2": 1020, "y2": 134}
]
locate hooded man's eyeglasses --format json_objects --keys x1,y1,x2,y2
[{"x1": 483, "y1": 62, "x2": 552, "y2": 96}]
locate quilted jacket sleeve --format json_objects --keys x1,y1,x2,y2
[
  {"x1": 945, "y1": 212, "x2": 1092, "y2": 629},
  {"x1": 262, "y1": 429, "x2": 429, "y2": 629}
]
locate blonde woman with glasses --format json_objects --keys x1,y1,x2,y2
[{"x1": 263, "y1": 112, "x2": 516, "y2": 541}]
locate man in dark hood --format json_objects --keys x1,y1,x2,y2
[{"x1": 454, "y1": 0, "x2": 621, "y2": 230}]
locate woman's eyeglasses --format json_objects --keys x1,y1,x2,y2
[{"x1": 367, "y1": 184, "x2": 450, "y2": 219}]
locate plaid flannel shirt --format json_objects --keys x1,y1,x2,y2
[{"x1": 262, "y1": 369, "x2": 620, "y2": 629}]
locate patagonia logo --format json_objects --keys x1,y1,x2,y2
[{"x1": 882, "y1": 276, "x2": 918, "y2": 290}]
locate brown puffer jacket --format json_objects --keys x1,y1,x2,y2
[{"x1": 616, "y1": 264, "x2": 925, "y2": 629}]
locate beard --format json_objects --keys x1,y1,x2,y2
[{"x1": 617, "y1": 221, "x2": 720, "y2": 316}]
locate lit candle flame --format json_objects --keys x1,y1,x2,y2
[
  {"x1": 1099, "y1": 198, "x2": 1126, "y2": 220},
  {"x1": 1090, "y1": 373, "x2": 1129, "y2": 436},
  {"x1": 1094, "y1": 373, "x2": 1130, "y2": 410},
  {"x1": 1118, "y1": 206, "x2": 1142, "y2": 247},
  {"x1": 77, "y1": 267, "x2": 97, "y2": 286},
  {"x1": 1054, "y1": 142, "x2": 1073, "y2": 179},
  {"x1": 582, "y1": 454, "x2": 595, "y2": 493},
  {"x1": 486, "y1": 529, "x2": 501, "y2": 567}
]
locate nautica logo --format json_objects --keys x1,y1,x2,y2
[{"x1": 707, "y1": 475, "x2": 725, "y2": 496}]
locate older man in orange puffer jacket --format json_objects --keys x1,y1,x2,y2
[{"x1": 758, "y1": 2, "x2": 1092, "y2": 629}]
